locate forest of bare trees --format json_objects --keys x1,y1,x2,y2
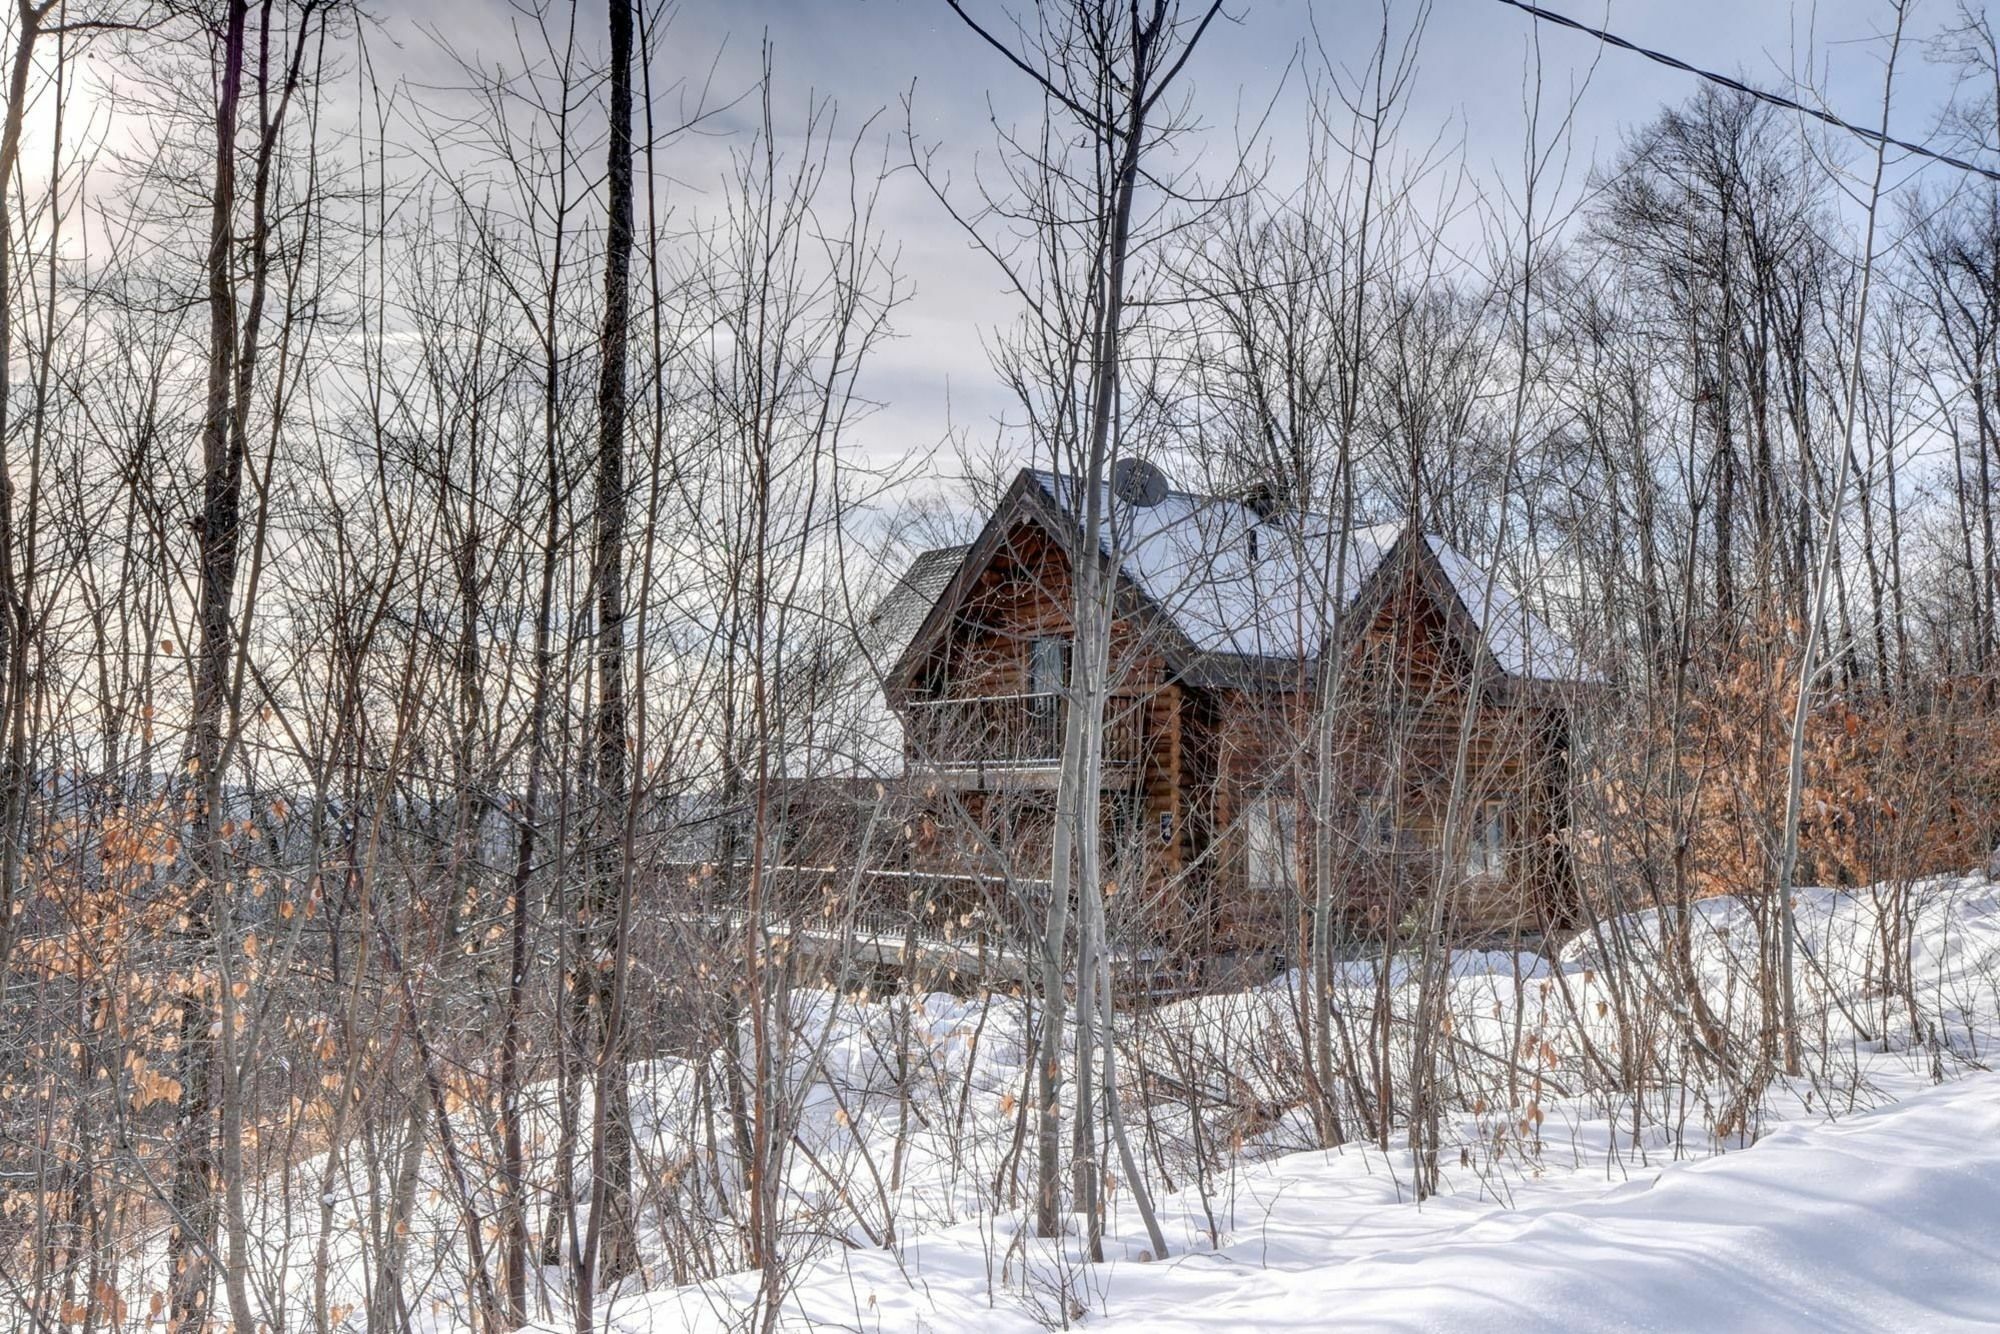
[{"x1": 3, "y1": 1, "x2": 2000, "y2": 1330}]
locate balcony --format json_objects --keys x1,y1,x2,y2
[{"x1": 900, "y1": 690, "x2": 1146, "y2": 788}]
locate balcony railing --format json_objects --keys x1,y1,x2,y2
[{"x1": 900, "y1": 691, "x2": 1146, "y2": 774}]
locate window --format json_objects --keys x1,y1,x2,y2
[
  {"x1": 1465, "y1": 801, "x2": 1506, "y2": 878},
  {"x1": 1029, "y1": 635, "x2": 1068, "y2": 698},
  {"x1": 1246, "y1": 796, "x2": 1300, "y2": 893}
]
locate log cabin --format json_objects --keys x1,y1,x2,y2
[{"x1": 875, "y1": 466, "x2": 1597, "y2": 977}]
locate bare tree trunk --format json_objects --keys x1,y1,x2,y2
[
  {"x1": 0, "y1": 0, "x2": 51, "y2": 988},
  {"x1": 1776, "y1": 3, "x2": 1905, "y2": 1078},
  {"x1": 169, "y1": 7, "x2": 249, "y2": 1327},
  {"x1": 576, "y1": 0, "x2": 640, "y2": 1318}
]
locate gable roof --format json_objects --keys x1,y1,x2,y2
[{"x1": 885, "y1": 467, "x2": 1597, "y2": 694}]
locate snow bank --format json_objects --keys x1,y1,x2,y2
[
  {"x1": 1089, "y1": 1071, "x2": 2000, "y2": 1331},
  {"x1": 588, "y1": 1070, "x2": 2000, "y2": 1331}
]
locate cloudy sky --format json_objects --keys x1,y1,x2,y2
[{"x1": 390, "y1": 0, "x2": 1969, "y2": 483}]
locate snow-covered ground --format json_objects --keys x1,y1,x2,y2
[
  {"x1": 608, "y1": 1068, "x2": 2000, "y2": 1331},
  {"x1": 552, "y1": 873, "x2": 2000, "y2": 1332},
  {"x1": 55, "y1": 873, "x2": 2000, "y2": 1332}
]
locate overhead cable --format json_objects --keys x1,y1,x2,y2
[{"x1": 1492, "y1": 0, "x2": 2000, "y2": 185}]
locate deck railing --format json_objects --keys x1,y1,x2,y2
[
  {"x1": 899, "y1": 690, "x2": 1146, "y2": 771},
  {"x1": 672, "y1": 863, "x2": 1184, "y2": 994}
]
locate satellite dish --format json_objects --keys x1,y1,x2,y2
[{"x1": 1110, "y1": 457, "x2": 1169, "y2": 508}]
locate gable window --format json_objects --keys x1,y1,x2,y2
[
  {"x1": 1029, "y1": 635, "x2": 1069, "y2": 698},
  {"x1": 1246, "y1": 795, "x2": 1300, "y2": 894},
  {"x1": 1465, "y1": 800, "x2": 1506, "y2": 878}
]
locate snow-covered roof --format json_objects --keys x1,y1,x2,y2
[
  {"x1": 1024, "y1": 470, "x2": 1593, "y2": 684},
  {"x1": 869, "y1": 544, "x2": 968, "y2": 665},
  {"x1": 1025, "y1": 470, "x2": 1395, "y2": 661},
  {"x1": 886, "y1": 468, "x2": 1596, "y2": 690}
]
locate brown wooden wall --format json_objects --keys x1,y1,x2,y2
[{"x1": 1194, "y1": 558, "x2": 1578, "y2": 949}]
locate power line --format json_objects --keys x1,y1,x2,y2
[{"x1": 1492, "y1": 0, "x2": 2000, "y2": 185}]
